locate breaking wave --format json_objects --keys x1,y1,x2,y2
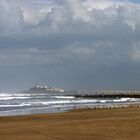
[{"x1": 0, "y1": 92, "x2": 140, "y2": 116}]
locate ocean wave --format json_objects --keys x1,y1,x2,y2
[
  {"x1": 0, "y1": 103, "x2": 31, "y2": 107},
  {"x1": 0, "y1": 97, "x2": 30, "y2": 100},
  {"x1": 113, "y1": 98, "x2": 139, "y2": 102},
  {"x1": 21, "y1": 99, "x2": 98, "y2": 106},
  {"x1": 0, "y1": 93, "x2": 30, "y2": 97},
  {"x1": 54, "y1": 96, "x2": 75, "y2": 99},
  {"x1": 0, "y1": 96, "x2": 139, "y2": 109}
]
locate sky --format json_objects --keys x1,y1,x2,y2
[
  {"x1": 0, "y1": 0, "x2": 140, "y2": 91},
  {"x1": 133, "y1": 0, "x2": 140, "y2": 3}
]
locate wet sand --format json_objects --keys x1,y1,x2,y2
[{"x1": 0, "y1": 107, "x2": 140, "y2": 140}]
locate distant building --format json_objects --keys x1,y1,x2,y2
[{"x1": 25, "y1": 84, "x2": 64, "y2": 93}]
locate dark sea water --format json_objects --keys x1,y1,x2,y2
[{"x1": 0, "y1": 92, "x2": 140, "y2": 116}]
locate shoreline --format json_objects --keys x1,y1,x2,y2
[{"x1": 0, "y1": 103, "x2": 140, "y2": 117}]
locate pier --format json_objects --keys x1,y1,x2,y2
[{"x1": 74, "y1": 90, "x2": 140, "y2": 98}]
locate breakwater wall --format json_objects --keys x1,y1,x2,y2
[{"x1": 74, "y1": 91, "x2": 140, "y2": 98}]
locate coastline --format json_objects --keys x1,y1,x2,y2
[
  {"x1": 0, "y1": 106, "x2": 140, "y2": 140},
  {"x1": 0, "y1": 102, "x2": 140, "y2": 117}
]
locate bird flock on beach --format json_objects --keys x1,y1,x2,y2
[{"x1": 74, "y1": 104, "x2": 140, "y2": 110}]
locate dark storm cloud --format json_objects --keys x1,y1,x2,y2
[{"x1": 0, "y1": 0, "x2": 140, "y2": 90}]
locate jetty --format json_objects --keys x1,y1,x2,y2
[{"x1": 74, "y1": 90, "x2": 140, "y2": 98}]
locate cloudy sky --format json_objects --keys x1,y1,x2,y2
[{"x1": 0, "y1": 0, "x2": 140, "y2": 91}]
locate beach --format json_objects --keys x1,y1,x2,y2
[{"x1": 0, "y1": 107, "x2": 140, "y2": 140}]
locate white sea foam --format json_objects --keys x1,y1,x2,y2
[
  {"x1": 25, "y1": 99, "x2": 98, "y2": 106},
  {"x1": 0, "y1": 93, "x2": 30, "y2": 97},
  {"x1": 54, "y1": 96, "x2": 75, "y2": 99},
  {"x1": 0, "y1": 99, "x2": 98, "y2": 108},
  {"x1": 113, "y1": 98, "x2": 137, "y2": 102},
  {"x1": 0, "y1": 103, "x2": 31, "y2": 107},
  {"x1": 99, "y1": 100, "x2": 107, "y2": 103},
  {"x1": 0, "y1": 97, "x2": 30, "y2": 100}
]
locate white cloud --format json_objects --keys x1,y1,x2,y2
[
  {"x1": 83, "y1": 0, "x2": 124, "y2": 10},
  {"x1": 0, "y1": 0, "x2": 23, "y2": 34},
  {"x1": 0, "y1": 0, "x2": 139, "y2": 34}
]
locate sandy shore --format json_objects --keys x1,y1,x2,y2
[{"x1": 0, "y1": 107, "x2": 140, "y2": 140}]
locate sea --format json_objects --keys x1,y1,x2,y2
[{"x1": 0, "y1": 91, "x2": 140, "y2": 116}]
